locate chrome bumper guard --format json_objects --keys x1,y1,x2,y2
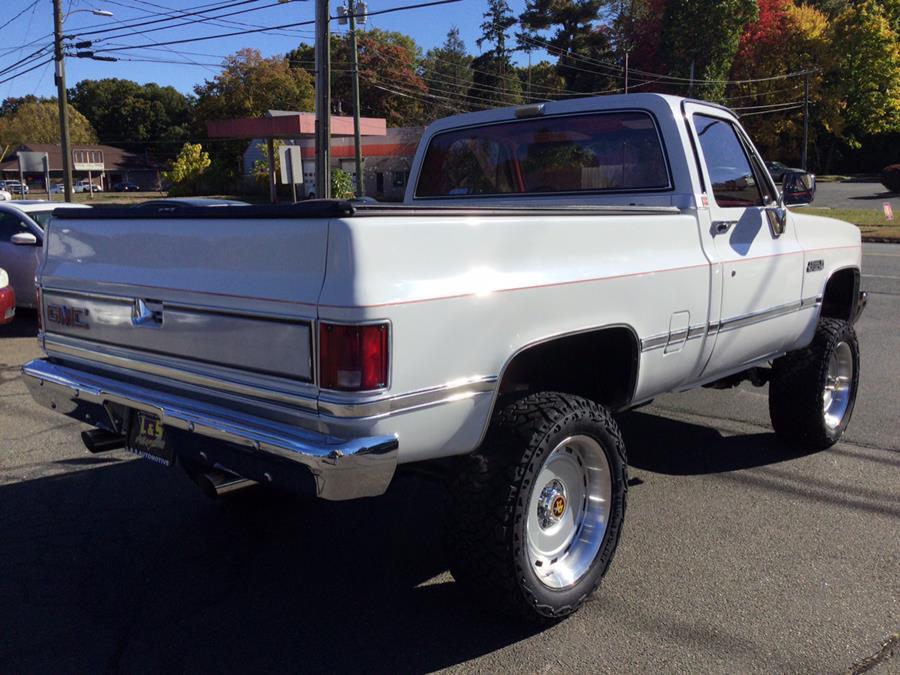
[
  {"x1": 22, "y1": 359, "x2": 399, "y2": 501},
  {"x1": 853, "y1": 291, "x2": 867, "y2": 324}
]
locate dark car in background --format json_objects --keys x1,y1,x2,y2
[
  {"x1": 765, "y1": 160, "x2": 803, "y2": 183},
  {"x1": 113, "y1": 181, "x2": 142, "y2": 192}
]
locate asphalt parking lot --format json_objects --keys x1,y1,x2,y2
[
  {"x1": 0, "y1": 245, "x2": 897, "y2": 673},
  {"x1": 813, "y1": 180, "x2": 899, "y2": 211}
]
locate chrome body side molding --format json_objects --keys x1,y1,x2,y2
[{"x1": 640, "y1": 296, "x2": 822, "y2": 352}]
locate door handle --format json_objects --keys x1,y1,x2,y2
[{"x1": 713, "y1": 220, "x2": 736, "y2": 235}]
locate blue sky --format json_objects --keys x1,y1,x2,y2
[{"x1": 1, "y1": 0, "x2": 533, "y2": 100}]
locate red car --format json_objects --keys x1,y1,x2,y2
[{"x1": 0, "y1": 268, "x2": 15, "y2": 325}]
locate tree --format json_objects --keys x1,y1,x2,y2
[
  {"x1": 519, "y1": 0, "x2": 616, "y2": 93},
  {"x1": 660, "y1": 0, "x2": 759, "y2": 100},
  {"x1": 520, "y1": 60, "x2": 567, "y2": 100},
  {"x1": 68, "y1": 79, "x2": 192, "y2": 157},
  {"x1": 193, "y1": 48, "x2": 314, "y2": 129},
  {"x1": 0, "y1": 95, "x2": 51, "y2": 118},
  {"x1": 331, "y1": 168, "x2": 355, "y2": 198},
  {"x1": 420, "y1": 27, "x2": 474, "y2": 118},
  {"x1": 831, "y1": 0, "x2": 900, "y2": 142},
  {"x1": 289, "y1": 30, "x2": 428, "y2": 126},
  {"x1": 0, "y1": 101, "x2": 97, "y2": 163},
  {"x1": 472, "y1": 0, "x2": 523, "y2": 107},
  {"x1": 163, "y1": 142, "x2": 211, "y2": 195},
  {"x1": 729, "y1": 2, "x2": 837, "y2": 165}
]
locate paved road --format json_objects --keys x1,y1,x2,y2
[
  {"x1": 1, "y1": 246, "x2": 897, "y2": 673},
  {"x1": 813, "y1": 180, "x2": 899, "y2": 211}
]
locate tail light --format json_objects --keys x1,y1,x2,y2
[{"x1": 319, "y1": 321, "x2": 389, "y2": 391}]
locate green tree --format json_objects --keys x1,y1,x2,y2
[
  {"x1": 420, "y1": 27, "x2": 474, "y2": 118},
  {"x1": 331, "y1": 168, "x2": 355, "y2": 198},
  {"x1": 68, "y1": 79, "x2": 192, "y2": 157},
  {"x1": 194, "y1": 48, "x2": 314, "y2": 126},
  {"x1": 163, "y1": 142, "x2": 211, "y2": 195},
  {"x1": 660, "y1": 0, "x2": 759, "y2": 101},
  {"x1": 831, "y1": 0, "x2": 900, "y2": 143},
  {"x1": 520, "y1": 60, "x2": 567, "y2": 101},
  {"x1": 472, "y1": 0, "x2": 522, "y2": 107},
  {"x1": 0, "y1": 101, "x2": 97, "y2": 163},
  {"x1": 519, "y1": 0, "x2": 616, "y2": 93}
]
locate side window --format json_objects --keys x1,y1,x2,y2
[
  {"x1": 694, "y1": 115, "x2": 764, "y2": 208},
  {"x1": 0, "y1": 212, "x2": 28, "y2": 241}
]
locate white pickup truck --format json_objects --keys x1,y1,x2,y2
[{"x1": 23, "y1": 94, "x2": 866, "y2": 623}]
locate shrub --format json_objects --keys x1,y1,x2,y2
[{"x1": 881, "y1": 164, "x2": 900, "y2": 193}]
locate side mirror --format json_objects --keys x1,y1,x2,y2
[
  {"x1": 782, "y1": 171, "x2": 816, "y2": 206},
  {"x1": 10, "y1": 232, "x2": 39, "y2": 246}
]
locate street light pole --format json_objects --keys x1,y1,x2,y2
[
  {"x1": 53, "y1": 0, "x2": 73, "y2": 203},
  {"x1": 348, "y1": 0, "x2": 364, "y2": 197},
  {"x1": 314, "y1": 0, "x2": 331, "y2": 199}
]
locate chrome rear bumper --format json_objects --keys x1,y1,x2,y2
[{"x1": 22, "y1": 359, "x2": 398, "y2": 500}]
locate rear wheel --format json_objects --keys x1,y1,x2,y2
[
  {"x1": 445, "y1": 392, "x2": 627, "y2": 624},
  {"x1": 769, "y1": 317, "x2": 860, "y2": 449}
]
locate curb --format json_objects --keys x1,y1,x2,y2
[{"x1": 860, "y1": 236, "x2": 899, "y2": 244}]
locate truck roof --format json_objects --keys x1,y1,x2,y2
[{"x1": 421, "y1": 93, "x2": 736, "y2": 137}]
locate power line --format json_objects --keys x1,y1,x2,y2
[
  {"x1": 119, "y1": 0, "x2": 318, "y2": 38},
  {"x1": 74, "y1": 0, "x2": 269, "y2": 38},
  {"x1": 0, "y1": 57, "x2": 53, "y2": 86},
  {"x1": 0, "y1": 0, "x2": 41, "y2": 32},
  {"x1": 91, "y1": 0, "x2": 462, "y2": 54}
]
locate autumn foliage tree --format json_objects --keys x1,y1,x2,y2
[{"x1": 0, "y1": 101, "x2": 97, "y2": 163}]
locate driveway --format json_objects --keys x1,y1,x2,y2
[{"x1": 813, "y1": 179, "x2": 899, "y2": 210}]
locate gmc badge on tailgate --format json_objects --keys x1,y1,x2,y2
[{"x1": 46, "y1": 304, "x2": 90, "y2": 329}]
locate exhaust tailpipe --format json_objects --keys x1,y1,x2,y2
[
  {"x1": 81, "y1": 428, "x2": 126, "y2": 453},
  {"x1": 196, "y1": 468, "x2": 255, "y2": 499}
]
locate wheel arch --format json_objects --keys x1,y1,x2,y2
[
  {"x1": 821, "y1": 266, "x2": 861, "y2": 323},
  {"x1": 476, "y1": 324, "x2": 641, "y2": 448}
]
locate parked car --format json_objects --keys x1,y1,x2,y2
[
  {"x1": 0, "y1": 201, "x2": 91, "y2": 308},
  {"x1": 0, "y1": 267, "x2": 14, "y2": 325},
  {"x1": 0, "y1": 180, "x2": 28, "y2": 195},
  {"x1": 49, "y1": 183, "x2": 65, "y2": 194},
  {"x1": 74, "y1": 179, "x2": 103, "y2": 193},
  {"x1": 113, "y1": 181, "x2": 141, "y2": 192},
  {"x1": 23, "y1": 94, "x2": 863, "y2": 623},
  {"x1": 765, "y1": 160, "x2": 803, "y2": 183}
]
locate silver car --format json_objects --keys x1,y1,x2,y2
[{"x1": 0, "y1": 201, "x2": 90, "y2": 307}]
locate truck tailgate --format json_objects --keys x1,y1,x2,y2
[{"x1": 40, "y1": 211, "x2": 328, "y2": 388}]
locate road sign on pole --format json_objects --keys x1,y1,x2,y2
[{"x1": 279, "y1": 145, "x2": 304, "y2": 203}]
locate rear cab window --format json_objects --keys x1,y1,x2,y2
[{"x1": 415, "y1": 111, "x2": 671, "y2": 198}]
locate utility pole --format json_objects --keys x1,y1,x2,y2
[
  {"x1": 53, "y1": 0, "x2": 73, "y2": 203},
  {"x1": 624, "y1": 50, "x2": 629, "y2": 94},
  {"x1": 314, "y1": 0, "x2": 331, "y2": 199},
  {"x1": 802, "y1": 72, "x2": 809, "y2": 172},
  {"x1": 348, "y1": 0, "x2": 364, "y2": 197}
]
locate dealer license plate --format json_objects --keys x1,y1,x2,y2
[{"x1": 127, "y1": 411, "x2": 174, "y2": 467}]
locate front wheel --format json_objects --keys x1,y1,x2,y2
[
  {"x1": 445, "y1": 392, "x2": 627, "y2": 624},
  {"x1": 769, "y1": 317, "x2": 860, "y2": 449}
]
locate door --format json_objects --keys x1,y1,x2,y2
[
  {"x1": 686, "y1": 106, "x2": 804, "y2": 378},
  {"x1": 0, "y1": 210, "x2": 41, "y2": 307}
]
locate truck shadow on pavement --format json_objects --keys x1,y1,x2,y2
[
  {"x1": 2, "y1": 397, "x2": 887, "y2": 671},
  {"x1": 0, "y1": 310, "x2": 38, "y2": 339},
  {"x1": 618, "y1": 411, "x2": 805, "y2": 475}
]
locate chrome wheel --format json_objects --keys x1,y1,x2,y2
[
  {"x1": 525, "y1": 434, "x2": 612, "y2": 590},
  {"x1": 823, "y1": 340, "x2": 853, "y2": 430}
]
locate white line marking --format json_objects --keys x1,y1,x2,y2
[{"x1": 863, "y1": 274, "x2": 900, "y2": 280}]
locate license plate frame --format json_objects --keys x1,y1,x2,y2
[{"x1": 127, "y1": 411, "x2": 174, "y2": 467}]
